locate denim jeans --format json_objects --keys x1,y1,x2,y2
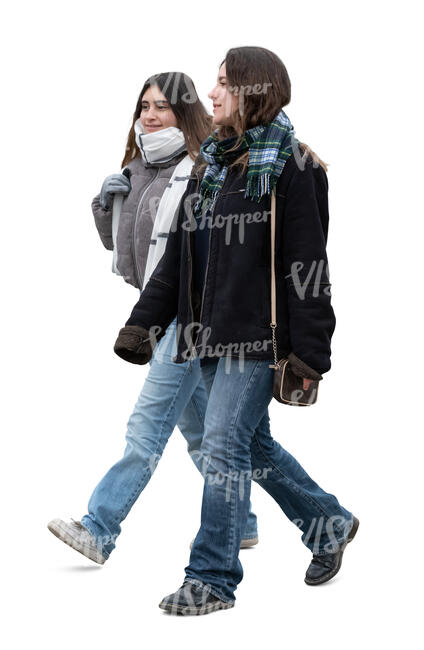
[
  {"x1": 80, "y1": 318, "x2": 258, "y2": 558},
  {"x1": 184, "y1": 357, "x2": 354, "y2": 603}
]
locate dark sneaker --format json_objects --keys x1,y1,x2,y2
[
  {"x1": 190, "y1": 535, "x2": 258, "y2": 550},
  {"x1": 47, "y1": 518, "x2": 106, "y2": 565},
  {"x1": 304, "y1": 515, "x2": 360, "y2": 586},
  {"x1": 159, "y1": 582, "x2": 234, "y2": 616}
]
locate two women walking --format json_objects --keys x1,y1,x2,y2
[{"x1": 48, "y1": 46, "x2": 359, "y2": 616}]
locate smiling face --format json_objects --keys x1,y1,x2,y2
[
  {"x1": 139, "y1": 85, "x2": 178, "y2": 133},
  {"x1": 208, "y1": 62, "x2": 239, "y2": 127}
]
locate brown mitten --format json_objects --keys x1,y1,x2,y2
[
  {"x1": 287, "y1": 352, "x2": 323, "y2": 381},
  {"x1": 114, "y1": 325, "x2": 154, "y2": 365}
]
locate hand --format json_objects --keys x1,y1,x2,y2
[
  {"x1": 287, "y1": 352, "x2": 323, "y2": 384},
  {"x1": 100, "y1": 172, "x2": 131, "y2": 210},
  {"x1": 114, "y1": 325, "x2": 153, "y2": 365}
]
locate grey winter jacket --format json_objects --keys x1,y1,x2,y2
[{"x1": 92, "y1": 152, "x2": 188, "y2": 289}]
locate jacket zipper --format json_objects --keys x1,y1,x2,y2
[
  {"x1": 132, "y1": 168, "x2": 160, "y2": 289},
  {"x1": 187, "y1": 227, "x2": 195, "y2": 373},
  {"x1": 187, "y1": 193, "x2": 216, "y2": 369}
]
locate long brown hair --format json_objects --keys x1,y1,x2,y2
[
  {"x1": 121, "y1": 72, "x2": 212, "y2": 168},
  {"x1": 214, "y1": 47, "x2": 328, "y2": 172}
]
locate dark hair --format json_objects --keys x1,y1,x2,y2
[
  {"x1": 121, "y1": 72, "x2": 212, "y2": 167},
  {"x1": 217, "y1": 47, "x2": 328, "y2": 172}
]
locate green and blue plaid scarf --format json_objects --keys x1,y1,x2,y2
[{"x1": 194, "y1": 109, "x2": 298, "y2": 215}]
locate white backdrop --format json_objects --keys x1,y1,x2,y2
[{"x1": 1, "y1": 0, "x2": 422, "y2": 647}]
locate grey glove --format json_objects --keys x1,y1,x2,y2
[
  {"x1": 114, "y1": 325, "x2": 154, "y2": 365},
  {"x1": 99, "y1": 172, "x2": 131, "y2": 210}
]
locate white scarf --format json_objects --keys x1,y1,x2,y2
[
  {"x1": 142, "y1": 154, "x2": 193, "y2": 290},
  {"x1": 134, "y1": 118, "x2": 186, "y2": 164}
]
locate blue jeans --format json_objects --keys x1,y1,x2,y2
[
  {"x1": 184, "y1": 357, "x2": 354, "y2": 603},
  {"x1": 80, "y1": 318, "x2": 258, "y2": 558}
]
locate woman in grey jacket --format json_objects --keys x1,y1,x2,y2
[{"x1": 47, "y1": 72, "x2": 259, "y2": 563}]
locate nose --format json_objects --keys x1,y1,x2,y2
[
  {"x1": 145, "y1": 106, "x2": 157, "y2": 121},
  {"x1": 208, "y1": 86, "x2": 218, "y2": 101}
]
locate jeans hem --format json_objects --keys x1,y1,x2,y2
[
  {"x1": 309, "y1": 514, "x2": 355, "y2": 555},
  {"x1": 79, "y1": 516, "x2": 111, "y2": 560},
  {"x1": 183, "y1": 578, "x2": 235, "y2": 604}
]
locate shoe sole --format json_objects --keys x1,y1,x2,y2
[
  {"x1": 240, "y1": 536, "x2": 259, "y2": 549},
  {"x1": 304, "y1": 515, "x2": 360, "y2": 586},
  {"x1": 47, "y1": 520, "x2": 106, "y2": 565},
  {"x1": 190, "y1": 536, "x2": 259, "y2": 550},
  {"x1": 159, "y1": 599, "x2": 234, "y2": 615}
]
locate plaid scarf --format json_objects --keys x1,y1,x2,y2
[{"x1": 194, "y1": 109, "x2": 298, "y2": 215}]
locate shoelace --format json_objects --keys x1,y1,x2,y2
[
  {"x1": 71, "y1": 518, "x2": 85, "y2": 530},
  {"x1": 311, "y1": 553, "x2": 337, "y2": 569}
]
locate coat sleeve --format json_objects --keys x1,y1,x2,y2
[
  {"x1": 91, "y1": 193, "x2": 113, "y2": 250},
  {"x1": 124, "y1": 181, "x2": 193, "y2": 339},
  {"x1": 280, "y1": 155, "x2": 336, "y2": 375}
]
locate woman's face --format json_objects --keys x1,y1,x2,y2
[
  {"x1": 139, "y1": 85, "x2": 178, "y2": 133},
  {"x1": 208, "y1": 63, "x2": 239, "y2": 127}
]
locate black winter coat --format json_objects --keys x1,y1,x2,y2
[{"x1": 124, "y1": 150, "x2": 336, "y2": 375}]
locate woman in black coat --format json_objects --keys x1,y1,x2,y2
[{"x1": 114, "y1": 46, "x2": 359, "y2": 615}]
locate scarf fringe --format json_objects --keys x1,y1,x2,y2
[
  {"x1": 194, "y1": 190, "x2": 219, "y2": 216},
  {"x1": 197, "y1": 110, "x2": 297, "y2": 208},
  {"x1": 246, "y1": 174, "x2": 276, "y2": 202}
]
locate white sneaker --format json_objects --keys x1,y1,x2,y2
[{"x1": 47, "y1": 518, "x2": 106, "y2": 565}]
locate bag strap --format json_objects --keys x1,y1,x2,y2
[{"x1": 269, "y1": 190, "x2": 279, "y2": 368}]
